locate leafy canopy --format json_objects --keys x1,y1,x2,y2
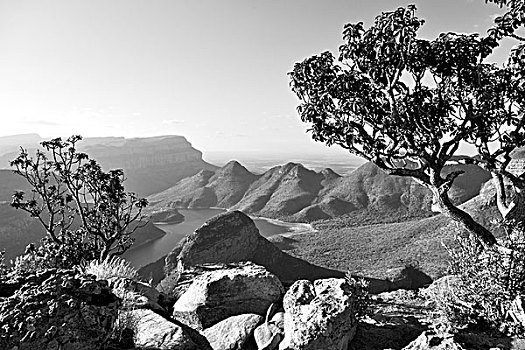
[{"x1": 289, "y1": 5, "x2": 525, "y2": 248}]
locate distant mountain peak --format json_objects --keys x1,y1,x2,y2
[
  {"x1": 321, "y1": 168, "x2": 341, "y2": 178},
  {"x1": 282, "y1": 162, "x2": 301, "y2": 170},
  {"x1": 220, "y1": 160, "x2": 252, "y2": 175},
  {"x1": 0, "y1": 133, "x2": 41, "y2": 140}
]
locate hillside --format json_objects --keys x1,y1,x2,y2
[
  {"x1": 0, "y1": 134, "x2": 42, "y2": 157},
  {"x1": 270, "y1": 177, "x2": 506, "y2": 282},
  {"x1": 148, "y1": 160, "x2": 491, "y2": 222},
  {"x1": 147, "y1": 160, "x2": 259, "y2": 209},
  {"x1": 0, "y1": 170, "x2": 31, "y2": 201},
  {"x1": 0, "y1": 135, "x2": 218, "y2": 197}
]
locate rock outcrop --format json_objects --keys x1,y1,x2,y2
[
  {"x1": 254, "y1": 309, "x2": 285, "y2": 350},
  {"x1": 0, "y1": 269, "x2": 119, "y2": 350},
  {"x1": 162, "y1": 210, "x2": 345, "y2": 288},
  {"x1": 149, "y1": 207, "x2": 185, "y2": 224},
  {"x1": 121, "y1": 308, "x2": 212, "y2": 350},
  {"x1": 279, "y1": 278, "x2": 358, "y2": 350},
  {"x1": 202, "y1": 313, "x2": 263, "y2": 350},
  {"x1": 172, "y1": 262, "x2": 284, "y2": 330},
  {"x1": 108, "y1": 276, "x2": 175, "y2": 314},
  {"x1": 82, "y1": 135, "x2": 218, "y2": 196},
  {"x1": 0, "y1": 135, "x2": 218, "y2": 196}
]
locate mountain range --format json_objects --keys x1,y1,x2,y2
[
  {"x1": 0, "y1": 134, "x2": 218, "y2": 262},
  {"x1": 0, "y1": 133, "x2": 503, "y2": 280},
  {"x1": 0, "y1": 134, "x2": 217, "y2": 196},
  {"x1": 147, "y1": 160, "x2": 491, "y2": 222}
]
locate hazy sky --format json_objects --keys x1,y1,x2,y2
[{"x1": 0, "y1": 0, "x2": 517, "y2": 158}]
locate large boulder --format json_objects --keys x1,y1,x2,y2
[
  {"x1": 0, "y1": 269, "x2": 119, "y2": 350},
  {"x1": 202, "y1": 313, "x2": 263, "y2": 350},
  {"x1": 108, "y1": 277, "x2": 174, "y2": 313},
  {"x1": 171, "y1": 210, "x2": 282, "y2": 272},
  {"x1": 279, "y1": 278, "x2": 358, "y2": 350},
  {"x1": 254, "y1": 310, "x2": 285, "y2": 350},
  {"x1": 172, "y1": 262, "x2": 284, "y2": 330},
  {"x1": 121, "y1": 308, "x2": 212, "y2": 350},
  {"x1": 162, "y1": 210, "x2": 345, "y2": 289}
]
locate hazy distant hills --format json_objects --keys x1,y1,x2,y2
[
  {"x1": 0, "y1": 170, "x2": 31, "y2": 201},
  {"x1": 0, "y1": 134, "x2": 219, "y2": 262},
  {"x1": 0, "y1": 166, "x2": 167, "y2": 262},
  {"x1": 270, "y1": 177, "x2": 508, "y2": 282},
  {"x1": 0, "y1": 134, "x2": 218, "y2": 196},
  {"x1": 148, "y1": 160, "x2": 491, "y2": 222}
]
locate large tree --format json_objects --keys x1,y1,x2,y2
[
  {"x1": 10, "y1": 135, "x2": 148, "y2": 260},
  {"x1": 289, "y1": 5, "x2": 525, "y2": 249},
  {"x1": 485, "y1": 0, "x2": 525, "y2": 42}
]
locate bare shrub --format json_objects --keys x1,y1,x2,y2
[{"x1": 434, "y1": 222, "x2": 525, "y2": 334}]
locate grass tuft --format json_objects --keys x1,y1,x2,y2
[{"x1": 83, "y1": 256, "x2": 140, "y2": 281}]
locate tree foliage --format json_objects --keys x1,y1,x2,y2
[
  {"x1": 289, "y1": 5, "x2": 525, "y2": 248},
  {"x1": 485, "y1": 0, "x2": 525, "y2": 42},
  {"x1": 10, "y1": 135, "x2": 148, "y2": 261}
]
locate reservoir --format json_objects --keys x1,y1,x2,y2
[{"x1": 123, "y1": 208, "x2": 313, "y2": 268}]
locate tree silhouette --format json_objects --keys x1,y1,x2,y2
[
  {"x1": 10, "y1": 135, "x2": 148, "y2": 260},
  {"x1": 289, "y1": 5, "x2": 525, "y2": 249}
]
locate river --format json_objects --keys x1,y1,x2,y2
[{"x1": 122, "y1": 208, "x2": 314, "y2": 268}]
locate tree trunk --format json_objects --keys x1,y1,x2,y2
[{"x1": 432, "y1": 188, "x2": 497, "y2": 249}]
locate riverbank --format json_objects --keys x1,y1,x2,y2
[{"x1": 249, "y1": 215, "x2": 316, "y2": 238}]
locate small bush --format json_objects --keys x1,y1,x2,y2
[
  {"x1": 0, "y1": 251, "x2": 8, "y2": 278},
  {"x1": 345, "y1": 272, "x2": 370, "y2": 320},
  {"x1": 11, "y1": 232, "x2": 98, "y2": 274},
  {"x1": 83, "y1": 256, "x2": 140, "y2": 281},
  {"x1": 435, "y1": 222, "x2": 525, "y2": 335}
]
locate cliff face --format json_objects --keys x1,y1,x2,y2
[
  {"x1": 0, "y1": 135, "x2": 217, "y2": 262},
  {"x1": 82, "y1": 135, "x2": 204, "y2": 170},
  {"x1": 0, "y1": 135, "x2": 218, "y2": 197},
  {"x1": 81, "y1": 135, "x2": 217, "y2": 196}
]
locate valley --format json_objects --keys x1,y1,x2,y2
[
  {"x1": 0, "y1": 133, "x2": 500, "y2": 282},
  {"x1": 0, "y1": 133, "x2": 521, "y2": 349}
]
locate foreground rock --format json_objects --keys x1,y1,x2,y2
[
  {"x1": 202, "y1": 313, "x2": 263, "y2": 350},
  {"x1": 172, "y1": 262, "x2": 284, "y2": 330},
  {"x1": 121, "y1": 308, "x2": 212, "y2": 350},
  {"x1": 108, "y1": 277, "x2": 175, "y2": 313},
  {"x1": 254, "y1": 309, "x2": 285, "y2": 350},
  {"x1": 402, "y1": 331, "x2": 465, "y2": 350},
  {"x1": 0, "y1": 269, "x2": 119, "y2": 350},
  {"x1": 279, "y1": 278, "x2": 358, "y2": 350},
  {"x1": 162, "y1": 210, "x2": 345, "y2": 289}
]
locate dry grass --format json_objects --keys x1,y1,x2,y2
[{"x1": 83, "y1": 256, "x2": 140, "y2": 281}]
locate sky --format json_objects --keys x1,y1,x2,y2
[{"x1": 0, "y1": 0, "x2": 519, "y2": 159}]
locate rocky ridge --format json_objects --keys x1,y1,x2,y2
[
  {"x1": 0, "y1": 134, "x2": 218, "y2": 196},
  {"x1": 148, "y1": 160, "x2": 491, "y2": 222}
]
